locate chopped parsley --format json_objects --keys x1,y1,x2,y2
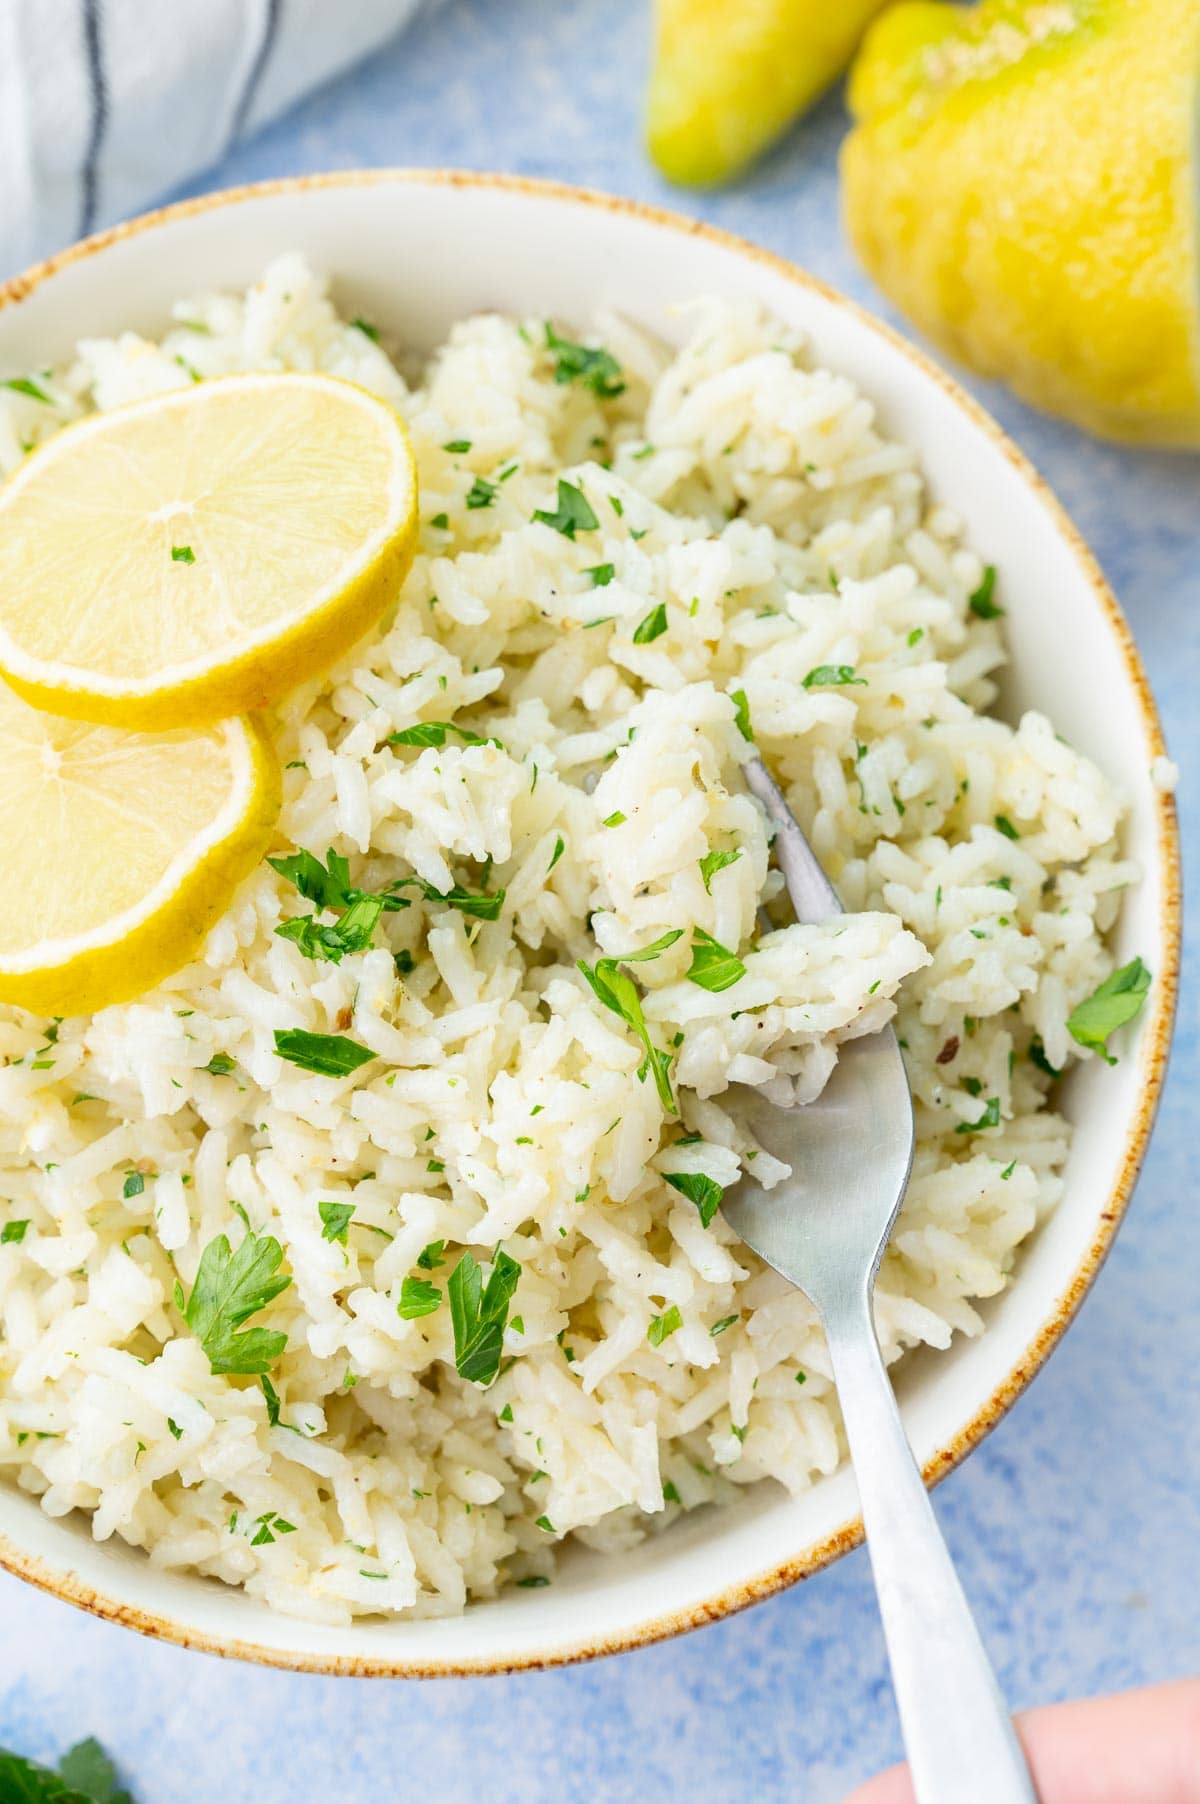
[
  {"x1": 443, "y1": 438, "x2": 472, "y2": 453},
  {"x1": 466, "y1": 476, "x2": 497, "y2": 510},
  {"x1": 395, "y1": 879, "x2": 506, "y2": 921},
  {"x1": 955, "y1": 1096, "x2": 1001, "y2": 1135},
  {"x1": 1066, "y1": 957, "x2": 1151, "y2": 1065},
  {"x1": 204, "y1": 1052, "x2": 237, "y2": 1076},
  {"x1": 585, "y1": 563, "x2": 615, "y2": 587},
  {"x1": 319, "y1": 1199, "x2": 355, "y2": 1245},
  {"x1": 699, "y1": 848, "x2": 741, "y2": 894},
  {"x1": 632, "y1": 603, "x2": 668, "y2": 644},
  {"x1": 178, "y1": 1230, "x2": 290, "y2": 1375},
  {"x1": 544, "y1": 324, "x2": 625, "y2": 398},
  {"x1": 602, "y1": 810, "x2": 626, "y2": 827},
  {"x1": 730, "y1": 688, "x2": 754, "y2": 742},
  {"x1": 1, "y1": 1220, "x2": 29, "y2": 1245},
  {"x1": 351, "y1": 317, "x2": 381, "y2": 342},
  {"x1": 802, "y1": 665, "x2": 867, "y2": 689},
  {"x1": 968, "y1": 565, "x2": 1003, "y2": 619},
  {"x1": 548, "y1": 834, "x2": 566, "y2": 872},
  {"x1": 387, "y1": 720, "x2": 496, "y2": 748},
  {"x1": 686, "y1": 928, "x2": 746, "y2": 992},
  {"x1": 994, "y1": 815, "x2": 1020, "y2": 840},
  {"x1": 533, "y1": 478, "x2": 598, "y2": 539},
  {"x1": 273, "y1": 1029, "x2": 376, "y2": 1078},
  {"x1": 663, "y1": 1170, "x2": 724, "y2": 1228},
  {"x1": 448, "y1": 1249, "x2": 522, "y2": 1384},
  {"x1": 417, "y1": 1239, "x2": 446, "y2": 1270},
  {"x1": 171, "y1": 545, "x2": 195, "y2": 565},
  {"x1": 1, "y1": 376, "x2": 53, "y2": 404},
  {"x1": 167, "y1": 1417, "x2": 183, "y2": 1441},
  {"x1": 398, "y1": 1276, "x2": 442, "y2": 1320},
  {"x1": 647, "y1": 1305, "x2": 682, "y2": 1348},
  {"x1": 577, "y1": 930, "x2": 682, "y2": 1112},
  {"x1": 269, "y1": 845, "x2": 410, "y2": 964},
  {"x1": 122, "y1": 1172, "x2": 145, "y2": 1199}
]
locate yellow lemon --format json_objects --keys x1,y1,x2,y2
[
  {"x1": 647, "y1": 0, "x2": 891, "y2": 187},
  {"x1": 0, "y1": 684, "x2": 279, "y2": 1016},
  {"x1": 844, "y1": 0, "x2": 1200, "y2": 445},
  {"x1": 0, "y1": 373, "x2": 418, "y2": 729}
]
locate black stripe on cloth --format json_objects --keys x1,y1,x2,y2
[
  {"x1": 226, "y1": 0, "x2": 283, "y2": 153},
  {"x1": 79, "y1": 0, "x2": 109, "y2": 238}
]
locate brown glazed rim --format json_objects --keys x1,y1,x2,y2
[{"x1": 0, "y1": 169, "x2": 1182, "y2": 1678}]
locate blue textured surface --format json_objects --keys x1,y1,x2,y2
[{"x1": 1, "y1": 3, "x2": 1197, "y2": 1799}]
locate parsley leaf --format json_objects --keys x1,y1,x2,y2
[
  {"x1": 181, "y1": 1231, "x2": 291, "y2": 1375},
  {"x1": 1, "y1": 1220, "x2": 29, "y2": 1244},
  {"x1": 398, "y1": 1276, "x2": 442, "y2": 1320},
  {"x1": 533, "y1": 479, "x2": 599, "y2": 539},
  {"x1": 1, "y1": 376, "x2": 54, "y2": 405},
  {"x1": 632, "y1": 603, "x2": 668, "y2": 644},
  {"x1": 699, "y1": 849, "x2": 741, "y2": 894},
  {"x1": 387, "y1": 721, "x2": 494, "y2": 749},
  {"x1": 577, "y1": 931, "x2": 683, "y2": 1112},
  {"x1": 466, "y1": 476, "x2": 497, "y2": 510},
  {"x1": 585, "y1": 563, "x2": 615, "y2": 587},
  {"x1": 276, "y1": 894, "x2": 384, "y2": 964},
  {"x1": 391, "y1": 879, "x2": 506, "y2": 921},
  {"x1": 730, "y1": 688, "x2": 754, "y2": 742},
  {"x1": 273, "y1": 1029, "x2": 376, "y2": 1078},
  {"x1": 955, "y1": 1096, "x2": 1001, "y2": 1135},
  {"x1": 686, "y1": 928, "x2": 746, "y2": 992},
  {"x1": 648, "y1": 1305, "x2": 682, "y2": 1347},
  {"x1": 544, "y1": 324, "x2": 625, "y2": 398},
  {"x1": 710, "y1": 1314, "x2": 739, "y2": 1336},
  {"x1": 417, "y1": 1239, "x2": 445, "y2": 1270},
  {"x1": 994, "y1": 815, "x2": 1021, "y2": 840},
  {"x1": 171, "y1": 545, "x2": 195, "y2": 565},
  {"x1": 319, "y1": 1200, "x2": 355, "y2": 1245},
  {"x1": 663, "y1": 1170, "x2": 724, "y2": 1228},
  {"x1": 548, "y1": 834, "x2": 566, "y2": 872},
  {"x1": 447, "y1": 1250, "x2": 521, "y2": 1384},
  {"x1": 350, "y1": 317, "x2": 380, "y2": 342},
  {"x1": 968, "y1": 565, "x2": 1003, "y2": 619},
  {"x1": 1067, "y1": 958, "x2": 1151, "y2": 1065},
  {"x1": 802, "y1": 665, "x2": 867, "y2": 689}
]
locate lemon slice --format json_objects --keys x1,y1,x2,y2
[
  {"x1": 0, "y1": 681, "x2": 280, "y2": 1016},
  {"x1": 0, "y1": 373, "x2": 419, "y2": 729}
]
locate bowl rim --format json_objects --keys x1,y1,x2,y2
[{"x1": 0, "y1": 165, "x2": 1181, "y2": 1678}]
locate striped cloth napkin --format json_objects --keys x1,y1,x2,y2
[{"x1": 0, "y1": 0, "x2": 428, "y2": 276}]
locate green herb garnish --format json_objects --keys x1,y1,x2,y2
[
  {"x1": 387, "y1": 720, "x2": 495, "y2": 749},
  {"x1": 1066, "y1": 958, "x2": 1151, "y2": 1065},
  {"x1": 466, "y1": 476, "x2": 497, "y2": 510},
  {"x1": 533, "y1": 479, "x2": 598, "y2": 540},
  {"x1": 663, "y1": 1170, "x2": 724, "y2": 1228},
  {"x1": 447, "y1": 1250, "x2": 522, "y2": 1384},
  {"x1": 273, "y1": 1029, "x2": 376, "y2": 1078},
  {"x1": 1, "y1": 376, "x2": 53, "y2": 405},
  {"x1": 319, "y1": 1200, "x2": 355, "y2": 1245},
  {"x1": 699, "y1": 849, "x2": 741, "y2": 894},
  {"x1": 648, "y1": 1305, "x2": 682, "y2": 1348},
  {"x1": 544, "y1": 324, "x2": 625, "y2": 398},
  {"x1": 585, "y1": 563, "x2": 615, "y2": 587},
  {"x1": 632, "y1": 603, "x2": 668, "y2": 644},
  {"x1": 968, "y1": 565, "x2": 1003, "y2": 619},
  {"x1": 171, "y1": 545, "x2": 195, "y2": 565},
  {"x1": 955, "y1": 1096, "x2": 1001, "y2": 1135},
  {"x1": 686, "y1": 928, "x2": 746, "y2": 993},
  {"x1": 802, "y1": 665, "x2": 867, "y2": 689},
  {"x1": 730, "y1": 688, "x2": 754, "y2": 742},
  {"x1": 398, "y1": 1276, "x2": 442, "y2": 1320},
  {"x1": 577, "y1": 931, "x2": 683, "y2": 1113},
  {"x1": 1, "y1": 1220, "x2": 29, "y2": 1245},
  {"x1": 179, "y1": 1230, "x2": 290, "y2": 1375}
]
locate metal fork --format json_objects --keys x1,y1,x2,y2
[{"x1": 721, "y1": 754, "x2": 1039, "y2": 1804}]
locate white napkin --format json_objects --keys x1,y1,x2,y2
[{"x1": 0, "y1": 0, "x2": 429, "y2": 276}]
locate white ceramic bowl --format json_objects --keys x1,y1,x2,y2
[{"x1": 0, "y1": 172, "x2": 1180, "y2": 1676}]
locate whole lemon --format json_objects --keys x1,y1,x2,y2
[
  {"x1": 843, "y1": 0, "x2": 1200, "y2": 445},
  {"x1": 648, "y1": 0, "x2": 891, "y2": 187}
]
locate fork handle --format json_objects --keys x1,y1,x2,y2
[{"x1": 824, "y1": 1293, "x2": 1040, "y2": 1804}]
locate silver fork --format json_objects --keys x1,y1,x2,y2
[{"x1": 721, "y1": 754, "x2": 1039, "y2": 1804}]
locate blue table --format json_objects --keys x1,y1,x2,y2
[{"x1": 2, "y1": 3, "x2": 1196, "y2": 1798}]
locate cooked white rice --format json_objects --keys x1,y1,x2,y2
[{"x1": 0, "y1": 257, "x2": 1137, "y2": 1621}]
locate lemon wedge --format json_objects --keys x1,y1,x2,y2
[
  {"x1": 0, "y1": 682, "x2": 280, "y2": 1016},
  {"x1": 0, "y1": 373, "x2": 418, "y2": 729}
]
